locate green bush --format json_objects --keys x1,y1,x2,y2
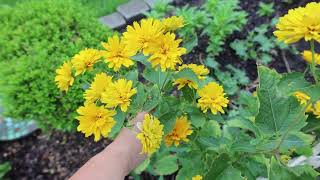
[{"x1": 0, "y1": 0, "x2": 113, "y2": 131}]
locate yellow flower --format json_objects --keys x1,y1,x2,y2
[
  {"x1": 136, "y1": 114, "x2": 164, "y2": 155},
  {"x1": 173, "y1": 64, "x2": 209, "y2": 89},
  {"x1": 55, "y1": 61, "x2": 74, "y2": 92},
  {"x1": 280, "y1": 155, "x2": 291, "y2": 164},
  {"x1": 274, "y1": 2, "x2": 320, "y2": 44},
  {"x1": 84, "y1": 73, "x2": 113, "y2": 103},
  {"x1": 71, "y1": 48, "x2": 102, "y2": 75},
  {"x1": 162, "y1": 16, "x2": 184, "y2": 32},
  {"x1": 197, "y1": 82, "x2": 229, "y2": 114},
  {"x1": 293, "y1": 91, "x2": 310, "y2": 105},
  {"x1": 76, "y1": 103, "x2": 116, "y2": 142},
  {"x1": 165, "y1": 116, "x2": 193, "y2": 147},
  {"x1": 301, "y1": 50, "x2": 320, "y2": 65},
  {"x1": 101, "y1": 79, "x2": 137, "y2": 112},
  {"x1": 192, "y1": 175, "x2": 203, "y2": 180},
  {"x1": 101, "y1": 34, "x2": 136, "y2": 71},
  {"x1": 123, "y1": 18, "x2": 164, "y2": 54},
  {"x1": 146, "y1": 32, "x2": 186, "y2": 71},
  {"x1": 313, "y1": 101, "x2": 320, "y2": 118}
]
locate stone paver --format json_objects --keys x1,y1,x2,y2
[
  {"x1": 99, "y1": 12, "x2": 126, "y2": 29},
  {"x1": 117, "y1": 0, "x2": 150, "y2": 21},
  {"x1": 144, "y1": 0, "x2": 173, "y2": 8}
]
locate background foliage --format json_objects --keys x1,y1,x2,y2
[{"x1": 0, "y1": 0, "x2": 113, "y2": 131}]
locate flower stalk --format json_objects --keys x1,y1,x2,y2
[{"x1": 310, "y1": 40, "x2": 318, "y2": 84}]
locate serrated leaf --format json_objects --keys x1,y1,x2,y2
[
  {"x1": 227, "y1": 119, "x2": 260, "y2": 137},
  {"x1": 256, "y1": 67, "x2": 307, "y2": 135},
  {"x1": 154, "y1": 155, "x2": 178, "y2": 175},
  {"x1": 142, "y1": 67, "x2": 171, "y2": 89},
  {"x1": 279, "y1": 132, "x2": 314, "y2": 152}
]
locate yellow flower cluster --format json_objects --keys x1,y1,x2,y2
[
  {"x1": 274, "y1": 2, "x2": 320, "y2": 44},
  {"x1": 173, "y1": 64, "x2": 209, "y2": 89},
  {"x1": 165, "y1": 116, "x2": 193, "y2": 147},
  {"x1": 302, "y1": 51, "x2": 320, "y2": 65},
  {"x1": 54, "y1": 16, "x2": 230, "y2": 151},
  {"x1": 136, "y1": 114, "x2": 164, "y2": 155},
  {"x1": 197, "y1": 82, "x2": 229, "y2": 114}
]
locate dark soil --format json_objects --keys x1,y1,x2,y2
[{"x1": 1, "y1": 0, "x2": 319, "y2": 180}]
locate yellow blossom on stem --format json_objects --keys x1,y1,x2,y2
[
  {"x1": 165, "y1": 116, "x2": 193, "y2": 147},
  {"x1": 101, "y1": 79, "x2": 137, "y2": 112},
  {"x1": 162, "y1": 16, "x2": 184, "y2": 32},
  {"x1": 55, "y1": 61, "x2": 74, "y2": 92},
  {"x1": 84, "y1": 73, "x2": 113, "y2": 103},
  {"x1": 192, "y1": 175, "x2": 203, "y2": 180},
  {"x1": 123, "y1": 18, "x2": 164, "y2": 54},
  {"x1": 101, "y1": 34, "x2": 136, "y2": 71},
  {"x1": 146, "y1": 32, "x2": 186, "y2": 71},
  {"x1": 173, "y1": 64, "x2": 209, "y2": 89},
  {"x1": 76, "y1": 103, "x2": 116, "y2": 142},
  {"x1": 197, "y1": 82, "x2": 229, "y2": 114},
  {"x1": 274, "y1": 2, "x2": 320, "y2": 44},
  {"x1": 71, "y1": 48, "x2": 102, "y2": 75},
  {"x1": 293, "y1": 91, "x2": 310, "y2": 105},
  {"x1": 136, "y1": 114, "x2": 164, "y2": 155},
  {"x1": 302, "y1": 50, "x2": 320, "y2": 65}
]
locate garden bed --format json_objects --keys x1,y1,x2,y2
[{"x1": 0, "y1": 0, "x2": 319, "y2": 179}]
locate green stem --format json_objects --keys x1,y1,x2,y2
[{"x1": 310, "y1": 40, "x2": 318, "y2": 84}]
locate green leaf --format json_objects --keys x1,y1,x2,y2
[
  {"x1": 142, "y1": 67, "x2": 171, "y2": 88},
  {"x1": 279, "y1": 132, "x2": 314, "y2": 152},
  {"x1": 199, "y1": 120, "x2": 221, "y2": 137},
  {"x1": 174, "y1": 68, "x2": 200, "y2": 86},
  {"x1": 109, "y1": 108, "x2": 125, "y2": 139},
  {"x1": 190, "y1": 108, "x2": 206, "y2": 128},
  {"x1": 255, "y1": 67, "x2": 307, "y2": 135},
  {"x1": 216, "y1": 166, "x2": 244, "y2": 180},
  {"x1": 131, "y1": 53, "x2": 151, "y2": 66},
  {"x1": 154, "y1": 155, "x2": 179, "y2": 175},
  {"x1": 183, "y1": 32, "x2": 198, "y2": 53},
  {"x1": 134, "y1": 158, "x2": 150, "y2": 174},
  {"x1": 0, "y1": 162, "x2": 11, "y2": 179},
  {"x1": 125, "y1": 69, "x2": 138, "y2": 82},
  {"x1": 128, "y1": 83, "x2": 147, "y2": 114},
  {"x1": 143, "y1": 85, "x2": 161, "y2": 112},
  {"x1": 227, "y1": 119, "x2": 261, "y2": 137}
]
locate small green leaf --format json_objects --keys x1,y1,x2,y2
[
  {"x1": 199, "y1": 120, "x2": 221, "y2": 137},
  {"x1": 190, "y1": 109, "x2": 206, "y2": 128},
  {"x1": 154, "y1": 155, "x2": 179, "y2": 176},
  {"x1": 134, "y1": 158, "x2": 150, "y2": 174},
  {"x1": 131, "y1": 53, "x2": 151, "y2": 66},
  {"x1": 0, "y1": 162, "x2": 11, "y2": 179},
  {"x1": 174, "y1": 68, "x2": 200, "y2": 86},
  {"x1": 143, "y1": 85, "x2": 161, "y2": 112},
  {"x1": 109, "y1": 109, "x2": 125, "y2": 139}
]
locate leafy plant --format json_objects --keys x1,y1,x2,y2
[
  {"x1": 144, "y1": 0, "x2": 174, "y2": 19},
  {"x1": 231, "y1": 21, "x2": 298, "y2": 64},
  {"x1": 257, "y1": 2, "x2": 275, "y2": 17},
  {"x1": 204, "y1": 0, "x2": 247, "y2": 57},
  {"x1": 54, "y1": 12, "x2": 320, "y2": 178},
  {"x1": 0, "y1": 0, "x2": 113, "y2": 131},
  {"x1": 205, "y1": 57, "x2": 249, "y2": 95}
]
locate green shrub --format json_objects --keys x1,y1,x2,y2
[{"x1": 0, "y1": 0, "x2": 113, "y2": 131}]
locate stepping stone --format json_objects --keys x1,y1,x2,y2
[
  {"x1": 0, "y1": 117, "x2": 37, "y2": 141},
  {"x1": 144, "y1": 0, "x2": 173, "y2": 8},
  {"x1": 117, "y1": 0, "x2": 150, "y2": 22},
  {"x1": 99, "y1": 12, "x2": 126, "y2": 29}
]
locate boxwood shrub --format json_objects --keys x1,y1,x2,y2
[{"x1": 0, "y1": 0, "x2": 113, "y2": 131}]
